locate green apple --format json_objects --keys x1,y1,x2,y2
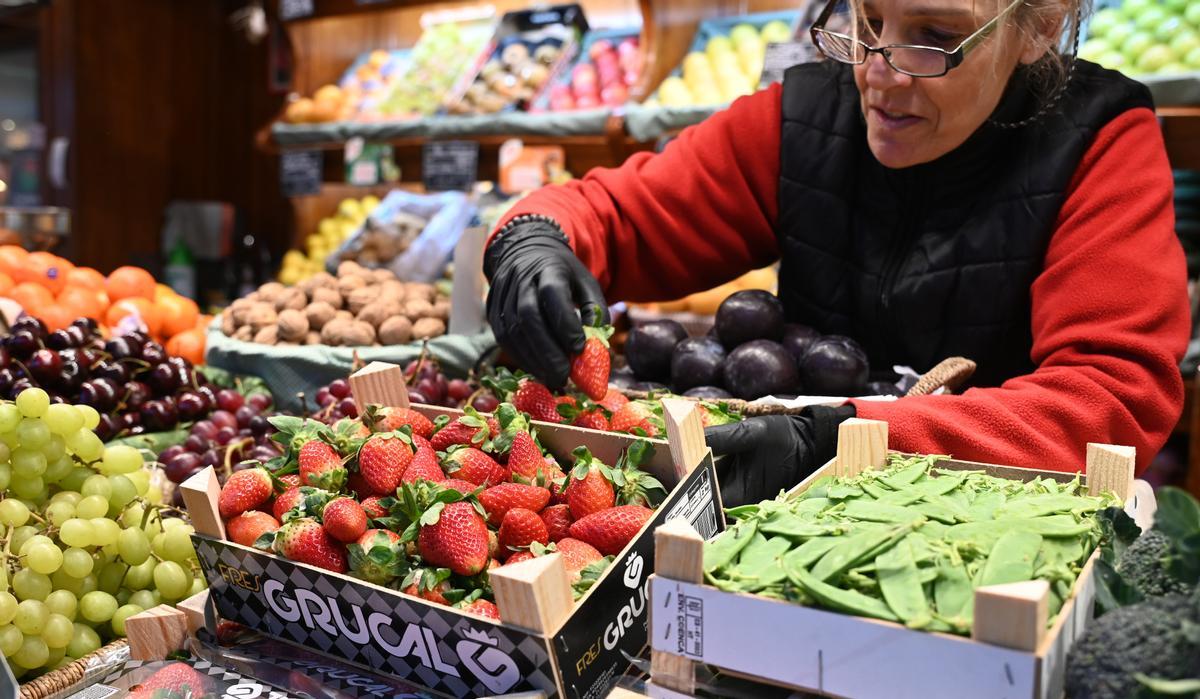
[
  {"x1": 1136, "y1": 44, "x2": 1175, "y2": 72},
  {"x1": 1079, "y1": 37, "x2": 1112, "y2": 61},
  {"x1": 1155, "y1": 16, "x2": 1186, "y2": 42},
  {"x1": 1097, "y1": 50, "x2": 1129, "y2": 70},
  {"x1": 706, "y1": 35, "x2": 734, "y2": 58},
  {"x1": 1121, "y1": 0, "x2": 1155, "y2": 21},
  {"x1": 1187, "y1": 3, "x2": 1200, "y2": 27},
  {"x1": 1159, "y1": 62, "x2": 1190, "y2": 74},
  {"x1": 1170, "y1": 30, "x2": 1200, "y2": 57},
  {"x1": 1123, "y1": 30, "x2": 1156, "y2": 58},
  {"x1": 1164, "y1": 0, "x2": 1190, "y2": 14},
  {"x1": 761, "y1": 20, "x2": 793, "y2": 44},
  {"x1": 1088, "y1": 8, "x2": 1124, "y2": 37},
  {"x1": 1105, "y1": 22, "x2": 1136, "y2": 49},
  {"x1": 1185, "y1": 45, "x2": 1200, "y2": 68},
  {"x1": 1135, "y1": 7, "x2": 1169, "y2": 31},
  {"x1": 729, "y1": 24, "x2": 759, "y2": 48}
]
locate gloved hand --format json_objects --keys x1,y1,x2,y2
[
  {"x1": 705, "y1": 405, "x2": 856, "y2": 507},
  {"x1": 484, "y1": 217, "x2": 609, "y2": 390}
]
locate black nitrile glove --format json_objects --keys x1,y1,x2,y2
[
  {"x1": 705, "y1": 404, "x2": 856, "y2": 507},
  {"x1": 484, "y1": 217, "x2": 609, "y2": 390}
]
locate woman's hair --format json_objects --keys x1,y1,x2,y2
[{"x1": 1014, "y1": 0, "x2": 1088, "y2": 99}]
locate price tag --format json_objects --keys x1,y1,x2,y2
[
  {"x1": 760, "y1": 41, "x2": 819, "y2": 88},
  {"x1": 422, "y1": 141, "x2": 479, "y2": 192},
  {"x1": 279, "y1": 150, "x2": 323, "y2": 197},
  {"x1": 279, "y1": 0, "x2": 314, "y2": 21}
]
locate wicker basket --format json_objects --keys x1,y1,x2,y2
[{"x1": 20, "y1": 639, "x2": 130, "y2": 699}]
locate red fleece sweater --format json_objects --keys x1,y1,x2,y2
[{"x1": 497, "y1": 84, "x2": 1190, "y2": 474}]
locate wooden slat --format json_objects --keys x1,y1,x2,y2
[
  {"x1": 180, "y1": 466, "x2": 225, "y2": 540},
  {"x1": 491, "y1": 553, "x2": 573, "y2": 635},
  {"x1": 662, "y1": 398, "x2": 707, "y2": 479},
  {"x1": 349, "y1": 361, "x2": 410, "y2": 410},
  {"x1": 835, "y1": 418, "x2": 888, "y2": 478},
  {"x1": 648, "y1": 519, "x2": 704, "y2": 695},
  {"x1": 972, "y1": 580, "x2": 1050, "y2": 652},
  {"x1": 125, "y1": 605, "x2": 190, "y2": 661},
  {"x1": 176, "y1": 590, "x2": 210, "y2": 637},
  {"x1": 1085, "y1": 443, "x2": 1135, "y2": 501}
]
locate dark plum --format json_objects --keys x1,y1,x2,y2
[
  {"x1": 722, "y1": 339, "x2": 800, "y2": 400},
  {"x1": 631, "y1": 381, "x2": 669, "y2": 392},
  {"x1": 683, "y1": 385, "x2": 734, "y2": 400},
  {"x1": 781, "y1": 324, "x2": 821, "y2": 366},
  {"x1": 626, "y1": 320, "x2": 688, "y2": 382},
  {"x1": 608, "y1": 366, "x2": 638, "y2": 389},
  {"x1": 670, "y1": 337, "x2": 727, "y2": 393},
  {"x1": 714, "y1": 290, "x2": 786, "y2": 350},
  {"x1": 798, "y1": 336, "x2": 869, "y2": 397}
]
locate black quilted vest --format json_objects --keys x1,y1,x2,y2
[{"x1": 777, "y1": 60, "x2": 1152, "y2": 387}]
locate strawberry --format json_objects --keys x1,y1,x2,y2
[
  {"x1": 322, "y1": 497, "x2": 368, "y2": 543},
  {"x1": 498, "y1": 508, "x2": 549, "y2": 554},
  {"x1": 439, "y1": 478, "x2": 483, "y2": 495},
  {"x1": 445, "y1": 447, "x2": 508, "y2": 487},
  {"x1": 460, "y1": 599, "x2": 500, "y2": 620},
  {"x1": 430, "y1": 409, "x2": 490, "y2": 451},
  {"x1": 487, "y1": 416, "x2": 501, "y2": 437},
  {"x1": 569, "y1": 322, "x2": 614, "y2": 401},
  {"x1": 298, "y1": 439, "x2": 346, "y2": 491},
  {"x1": 401, "y1": 568, "x2": 452, "y2": 605},
  {"x1": 219, "y1": 468, "x2": 273, "y2": 519},
  {"x1": 512, "y1": 379, "x2": 562, "y2": 423},
  {"x1": 568, "y1": 505, "x2": 653, "y2": 555},
  {"x1": 539, "y1": 504, "x2": 572, "y2": 543},
  {"x1": 358, "y1": 432, "x2": 414, "y2": 495},
  {"x1": 478, "y1": 482, "x2": 551, "y2": 527},
  {"x1": 226, "y1": 511, "x2": 280, "y2": 547},
  {"x1": 273, "y1": 486, "x2": 305, "y2": 522},
  {"x1": 613, "y1": 439, "x2": 667, "y2": 508},
  {"x1": 697, "y1": 400, "x2": 740, "y2": 427},
  {"x1": 610, "y1": 400, "x2": 664, "y2": 437},
  {"x1": 127, "y1": 662, "x2": 212, "y2": 699},
  {"x1": 505, "y1": 431, "x2": 546, "y2": 480},
  {"x1": 566, "y1": 447, "x2": 615, "y2": 520},
  {"x1": 556, "y1": 395, "x2": 577, "y2": 409},
  {"x1": 417, "y1": 501, "x2": 489, "y2": 576},
  {"x1": 346, "y1": 472, "x2": 375, "y2": 498},
  {"x1": 275, "y1": 517, "x2": 348, "y2": 573},
  {"x1": 348, "y1": 529, "x2": 404, "y2": 585},
  {"x1": 597, "y1": 387, "x2": 629, "y2": 413},
  {"x1": 505, "y1": 551, "x2": 536, "y2": 565},
  {"x1": 402, "y1": 444, "x2": 444, "y2": 484},
  {"x1": 571, "y1": 409, "x2": 610, "y2": 431},
  {"x1": 376, "y1": 407, "x2": 435, "y2": 438},
  {"x1": 360, "y1": 495, "x2": 388, "y2": 519},
  {"x1": 278, "y1": 473, "x2": 302, "y2": 488},
  {"x1": 556, "y1": 538, "x2": 604, "y2": 583}
]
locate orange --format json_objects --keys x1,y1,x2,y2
[
  {"x1": 66, "y1": 267, "x2": 106, "y2": 291},
  {"x1": 35, "y1": 304, "x2": 73, "y2": 333},
  {"x1": 166, "y1": 328, "x2": 206, "y2": 366},
  {"x1": 0, "y1": 246, "x2": 28, "y2": 278},
  {"x1": 106, "y1": 297, "x2": 162, "y2": 337},
  {"x1": 157, "y1": 293, "x2": 199, "y2": 338},
  {"x1": 0, "y1": 272, "x2": 13, "y2": 297},
  {"x1": 155, "y1": 284, "x2": 177, "y2": 302},
  {"x1": 195, "y1": 313, "x2": 213, "y2": 329},
  {"x1": 58, "y1": 285, "x2": 106, "y2": 321},
  {"x1": 21, "y1": 252, "x2": 74, "y2": 295},
  {"x1": 6, "y1": 282, "x2": 54, "y2": 312},
  {"x1": 106, "y1": 266, "x2": 157, "y2": 302}
]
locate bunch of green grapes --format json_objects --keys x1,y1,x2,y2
[{"x1": 0, "y1": 388, "x2": 207, "y2": 679}]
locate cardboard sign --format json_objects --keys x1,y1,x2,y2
[
  {"x1": 279, "y1": 0, "x2": 314, "y2": 21},
  {"x1": 280, "y1": 150, "x2": 323, "y2": 197},
  {"x1": 760, "y1": 42, "x2": 820, "y2": 88},
  {"x1": 422, "y1": 141, "x2": 479, "y2": 192}
]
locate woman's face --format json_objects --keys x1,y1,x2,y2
[{"x1": 852, "y1": 0, "x2": 1036, "y2": 168}]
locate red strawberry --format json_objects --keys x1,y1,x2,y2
[
  {"x1": 461, "y1": 599, "x2": 500, "y2": 620},
  {"x1": 278, "y1": 473, "x2": 302, "y2": 488},
  {"x1": 556, "y1": 395, "x2": 577, "y2": 409},
  {"x1": 402, "y1": 444, "x2": 445, "y2": 484},
  {"x1": 566, "y1": 448, "x2": 614, "y2": 520},
  {"x1": 505, "y1": 551, "x2": 536, "y2": 565},
  {"x1": 487, "y1": 416, "x2": 501, "y2": 437},
  {"x1": 597, "y1": 388, "x2": 628, "y2": 413},
  {"x1": 498, "y1": 508, "x2": 549, "y2": 553},
  {"x1": 610, "y1": 401, "x2": 663, "y2": 437},
  {"x1": 127, "y1": 662, "x2": 213, "y2": 699},
  {"x1": 358, "y1": 433, "x2": 414, "y2": 495},
  {"x1": 417, "y1": 501, "x2": 489, "y2": 576},
  {"x1": 273, "y1": 486, "x2": 305, "y2": 522},
  {"x1": 219, "y1": 468, "x2": 273, "y2": 519},
  {"x1": 439, "y1": 478, "x2": 482, "y2": 495},
  {"x1": 445, "y1": 447, "x2": 508, "y2": 487},
  {"x1": 402, "y1": 569, "x2": 451, "y2": 605},
  {"x1": 512, "y1": 379, "x2": 562, "y2": 423},
  {"x1": 361, "y1": 495, "x2": 388, "y2": 519},
  {"x1": 377, "y1": 407, "x2": 435, "y2": 438},
  {"x1": 556, "y1": 537, "x2": 604, "y2": 583},
  {"x1": 506, "y1": 431, "x2": 546, "y2": 479},
  {"x1": 275, "y1": 518, "x2": 348, "y2": 573},
  {"x1": 568, "y1": 505, "x2": 653, "y2": 555},
  {"x1": 226, "y1": 511, "x2": 280, "y2": 547},
  {"x1": 540, "y1": 504, "x2": 572, "y2": 543},
  {"x1": 571, "y1": 409, "x2": 610, "y2": 431},
  {"x1": 430, "y1": 410, "x2": 490, "y2": 451},
  {"x1": 549, "y1": 467, "x2": 570, "y2": 505},
  {"x1": 322, "y1": 497, "x2": 368, "y2": 543},
  {"x1": 411, "y1": 434, "x2": 432, "y2": 451},
  {"x1": 349, "y1": 529, "x2": 404, "y2": 584},
  {"x1": 346, "y1": 472, "x2": 375, "y2": 498},
  {"x1": 299, "y1": 439, "x2": 346, "y2": 491},
  {"x1": 478, "y1": 483, "x2": 551, "y2": 527},
  {"x1": 569, "y1": 323, "x2": 613, "y2": 401}
]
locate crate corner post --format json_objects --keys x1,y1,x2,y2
[
  {"x1": 1084, "y1": 443, "x2": 1135, "y2": 501},
  {"x1": 835, "y1": 417, "x2": 889, "y2": 478},
  {"x1": 972, "y1": 579, "x2": 1050, "y2": 652},
  {"x1": 126, "y1": 604, "x2": 190, "y2": 661},
  {"x1": 350, "y1": 361, "x2": 410, "y2": 410},
  {"x1": 491, "y1": 552, "x2": 573, "y2": 635},
  {"x1": 180, "y1": 466, "x2": 226, "y2": 540},
  {"x1": 649, "y1": 518, "x2": 704, "y2": 696},
  {"x1": 661, "y1": 397, "x2": 707, "y2": 479}
]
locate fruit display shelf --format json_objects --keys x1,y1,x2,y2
[
  {"x1": 180, "y1": 363, "x2": 725, "y2": 699},
  {"x1": 645, "y1": 419, "x2": 1153, "y2": 699}
]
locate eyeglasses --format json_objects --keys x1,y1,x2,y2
[{"x1": 810, "y1": 0, "x2": 1025, "y2": 77}]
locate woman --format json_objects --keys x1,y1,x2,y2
[{"x1": 484, "y1": 0, "x2": 1190, "y2": 505}]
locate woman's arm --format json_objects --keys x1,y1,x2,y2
[
  {"x1": 853, "y1": 107, "x2": 1190, "y2": 473},
  {"x1": 495, "y1": 85, "x2": 785, "y2": 303}
]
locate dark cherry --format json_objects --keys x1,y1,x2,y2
[
  {"x1": 183, "y1": 434, "x2": 209, "y2": 453},
  {"x1": 57, "y1": 360, "x2": 85, "y2": 393},
  {"x1": 79, "y1": 380, "x2": 118, "y2": 412},
  {"x1": 215, "y1": 389, "x2": 244, "y2": 413},
  {"x1": 0, "y1": 369, "x2": 13, "y2": 395},
  {"x1": 121, "y1": 411, "x2": 141, "y2": 429},
  {"x1": 6, "y1": 331, "x2": 38, "y2": 359},
  {"x1": 74, "y1": 347, "x2": 101, "y2": 367},
  {"x1": 124, "y1": 381, "x2": 151, "y2": 410},
  {"x1": 71, "y1": 317, "x2": 98, "y2": 334},
  {"x1": 140, "y1": 400, "x2": 178, "y2": 431},
  {"x1": 9, "y1": 379, "x2": 34, "y2": 398},
  {"x1": 93, "y1": 361, "x2": 129, "y2": 384},
  {"x1": 166, "y1": 356, "x2": 190, "y2": 373},
  {"x1": 248, "y1": 415, "x2": 270, "y2": 437},
  {"x1": 12, "y1": 317, "x2": 46, "y2": 338},
  {"x1": 127, "y1": 425, "x2": 146, "y2": 436},
  {"x1": 147, "y1": 364, "x2": 180, "y2": 396},
  {"x1": 0, "y1": 346, "x2": 9, "y2": 368},
  {"x1": 94, "y1": 414, "x2": 121, "y2": 441},
  {"x1": 104, "y1": 337, "x2": 138, "y2": 360},
  {"x1": 141, "y1": 344, "x2": 167, "y2": 365},
  {"x1": 196, "y1": 385, "x2": 217, "y2": 407},
  {"x1": 63, "y1": 326, "x2": 87, "y2": 347},
  {"x1": 177, "y1": 393, "x2": 207, "y2": 422},
  {"x1": 28, "y1": 349, "x2": 62, "y2": 383},
  {"x1": 45, "y1": 330, "x2": 73, "y2": 351},
  {"x1": 125, "y1": 330, "x2": 149, "y2": 346}
]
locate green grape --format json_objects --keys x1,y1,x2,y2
[
  {"x1": 97, "y1": 562, "x2": 126, "y2": 595},
  {"x1": 45, "y1": 500, "x2": 75, "y2": 526},
  {"x1": 110, "y1": 604, "x2": 142, "y2": 637},
  {"x1": 59, "y1": 519, "x2": 93, "y2": 548},
  {"x1": 10, "y1": 448, "x2": 46, "y2": 478},
  {"x1": 0, "y1": 431, "x2": 16, "y2": 449},
  {"x1": 143, "y1": 486, "x2": 163, "y2": 505},
  {"x1": 50, "y1": 570, "x2": 81, "y2": 596},
  {"x1": 100, "y1": 446, "x2": 143, "y2": 475},
  {"x1": 117, "y1": 527, "x2": 150, "y2": 566},
  {"x1": 89, "y1": 518, "x2": 121, "y2": 546},
  {"x1": 151, "y1": 533, "x2": 166, "y2": 559},
  {"x1": 16, "y1": 418, "x2": 50, "y2": 449},
  {"x1": 79, "y1": 591, "x2": 117, "y2": 623},
  {"x1": 143, "y1": 513, "x2": 163, "y2": 539},
  {"x1": 43, "y1": 590, "x2": 76, "y2": 621},
  {"x1": 188, "y1": 575, "x2": 207, "y2": 596},
  {"x1": 77, "y1": 574, "x2": 97, "y2": 596},
  {"x1": 107, "y1": 475, "x2": 137, "y2": 510},
  {"x1": 75, "y1": 405, "x2": 99, "y2": 431},
  {"x1": 26, "y1": 543, "x2": 63, "y2": 575},
  {"x1": 0, "y1": 499, "x2": 30, "y2": 526},
  {"x1": 100, "y1": 543, "x2": 119, "y2": 561},
  {"x1": 115, "y1": 589, "x2": 130, "y2": 606},
  {"x1": 152, "y1": 561, "x2": 190, "y2": 600},
  {"x1": 10, "y1": 476, "x2": 43, "y2": 500},
  {"x1": 162, "y1": 517, "x2": 191, "y2": 531},
  {"x1": 0, "y1": 404, "x2": 21, "y2": 433},
  {"x1": 81, "y1": 474, "x2": 111, "y2": 499},
  {"x1": 12, "y1": 569, "x2": 51, "y2": 601},
  {"x1": 0, "y1": 625, "x2": 21, "y2": 656},
  {"x1": 42, "y1": 613, "x2": 72, "y2": 648},
  {"x1": 120, "y1": 503, "x2": 145, "y2": 530},
  {"x1": 0, "y1": 442, "x2": 9, "y2": 462},
  {"x1": 0, "y1": 592, "x2": 16, "y2": 625},
  {"x1": 125, "y1": 470, "x2": 151, "y2": 497},
  {"x1": 66, "y1": 623, "x2": 100, "y2": 658},
  {"x1": 76, "y1": 495, "x2": 108, "y2": 519},
  {"x1": 13, "y1": 600, "x2": 47, "y2": 635},
  {"x1": 10, "y1": 525, "x2": 36, "y2": 553},
  {"x1": 51, "y1": 491, "x2": 81, "y2": 506},
  {"x1": 15, "y1": 388, "x2": 49, "y2": 419},
  {"x1": 161, "y1": 528, "x2": 196, "y2": 563},
  {"x1": 13, "y1": 635, "x2": 48, "y2": 669},
  {"x1": 58, "y1": 468, "x2": 91, "y2": 494},
  {"x1": 45, "y1": 645, "x2": 65, "y2": 667},
  {"x1": 128, "y1": 590, "x2": 158, "y2": 610},
  {"x1": 123, "y1": 559, "x2": 155, "y2": 590},
  {"x1": 43, "y1": 404, "x2": 83, "y2": 437},
  {"x1": 0, "y1": 463, "x2": 10, "y2": 491},
  {"x1": 60, "y1": 548, "x2": 94, "y2": 579},
  {"x1": 43, "y1": 456, "x2": 74, "y2": 484},
  {"x1": 40, "y1": 434, "x2": 65, "y2": 463},
  {"x1": 18, "y1": 535, "x2": 53, "y2": 557},
  {"x1": 64, "y1": 429, "x2": 103, "y2": 463}
]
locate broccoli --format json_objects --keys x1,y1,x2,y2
[
  {"x1": 1117, "y1": 529, "x2": 1193, "y2": 598},
  {"x1": 1065, "y1": 592, "x2": 1200, "y2": 699}
]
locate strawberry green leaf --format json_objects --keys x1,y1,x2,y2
[
  {"x1": 420, "y1": 502, "x2": 446, "y2": 527},
  {"x1": 252, "y1": 531, "x2": 277, "y2": 550}
]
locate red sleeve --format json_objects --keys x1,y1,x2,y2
[
  {"x1": 854, "y1": 107, "x2": 1190, "y2": 475},
  {"x1": 495, "y1": 85, "x2": 783, "y2": 303}
]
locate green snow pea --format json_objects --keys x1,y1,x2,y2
[
  {"x1": 789, "y1": 497, "x2": 831, "y2": 516},
  {"x1": 966, "y1": 490, "x2": 1006, "y2": 521},
  {"x1": 731, "y1": 535, "x2": 793, "y2": 591},
  {"x1": 786, "y1": 564, "x2": 899, "y2": 622},
  {"x1": 876, "y1": 538, "x2": 932, "y2": 628},
  {"x1": 703, "y1": 519, "x2": 758, "y2": 573},
  {"x1": 978, "y1": 530, "x2": 1043, "y2": 586},
  {"x1": 759, "y1": 513, "x2": 846, "y2": 540},
  {"x1": 812, "y1": 519, "x2": 923, "y2": 582},
  {"x1": 1001, "y1": 514, "x2": 1094, "y2": 538},
  {"x1": 841, "y1": 500, "x2": 922, "y2": 523},
  {"x1": 783, "y1": 536, "x2": 841, "y2": 570},
  {"x1": 880, "y1": 459, "x2": 929, "y2": 490},
  {"x1": 996, "y1": 494, "x2": 1103, "y2": 520},
  {"x1": 933, "y1": 561, "x2": 974, "y2": 624},
  {"x1": 827, "y1": 483, "x2": 864, "y2": 500},
  {"x1": 860, "y1": 481, "x2": 893, "y2": 500}
]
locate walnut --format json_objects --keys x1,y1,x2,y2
[
  {"x1": 356, "y1": 301, "x2": 398, "y2": 330},
  {"x1": 305, "y1": 301, "x2": 337, "y2": 331},
  {"x1": 229, "y1": 298, "x2": 254, "y2": 325},
  {"x1": 334, "y1": 310, "x2": 354, "y2": 323},
  {"x1": 337, "y1": 274, "x2": 367, "y2": 298},
  {"x1": 221, "y1": 312, "x2": 236, "y2": 336},
  {"x1": 337, "y1": 261, "x2": 366, "y2": 278},
  {"x1": 274, "y1": 287, "x2": 307, "y2": 312},
  {"x1": 405, "y1": 283, "x2": 437, "y2": 303},
  {"x1": 277, "y1": 309, "x2": 309, "y2": 342},
  {"x1": 257, "y1": 282, "x2": 286, "y2": 303},
  {"x1": 347, "y1": 286, "x2": 380, "y2": 315},
  {"x1": 411, "y1": 317, "x2": 446, "y2": 340},
  {"x1": 320, "y1": 318, "x2": 354, "y2": 346},
  {"x1": 253, "y1": 325, "x2": 279, "y2": 345},
  {"x1": 300, "y1": 272, "x2": 337, "y2": 296},
  {"x1": 310, "y1": 287, "x2": 343, "y2": 309},
  {"x1": 343, "y1": 321, "x2": 377, "y2": 346},
  {"x1": 233, "y1": 325, "x2": 254, "y2": 342},
  {"x1": 371, "y1": 268, "x2": 396, "y2": 284},
  {"x1": 403, "y1": 298, "x2": 434, "y2": 319},
  {"x1": 378, "y1": 316, "x2": 413, "y2": 345},
  {"x1": 380, "y1": 280, "x2": 408, "y2": 303},
  {"x1": 245, "y1": 303, "x2": 278, "y2": 331},
  {"x1": 430, "y1": 300, "x2": 451, "y2": 321},
  {"x1": 306, "y1": 331, "x2": 322, "y2": 345}
]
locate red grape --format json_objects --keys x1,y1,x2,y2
[
  {"x1": 216, "y1": 389, "x2": 245, "y2": 412},
  {"x1": 247, "y1": 393, "x2": 272, "y2": 411},
  {"x1": 210, "y1": 410, "x2": 237, "y2": 431},
  {"x1": 472, "y1": 394, "x2": 500, "y2": 412},
  {"x1": 328, "y1": 379, "x2": 351, "y2": 399},
  {"x1": 447, "y1": 379, "x2": 472, "y2": 402}
]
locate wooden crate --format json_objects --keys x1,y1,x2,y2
[
  {"x1": 646, "y1": 419, "x2": 1153, "y2": 699},
  {"x1": 181, "y1": 362, "x2": 725, "y2": 699}
]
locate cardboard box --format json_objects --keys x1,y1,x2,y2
[
  {"x1": 184, "y1": 364, "x2": 725, "y2": 699},
  {"x1": 646, "y1": 419, "x2": 1150, "y2": 699}
]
